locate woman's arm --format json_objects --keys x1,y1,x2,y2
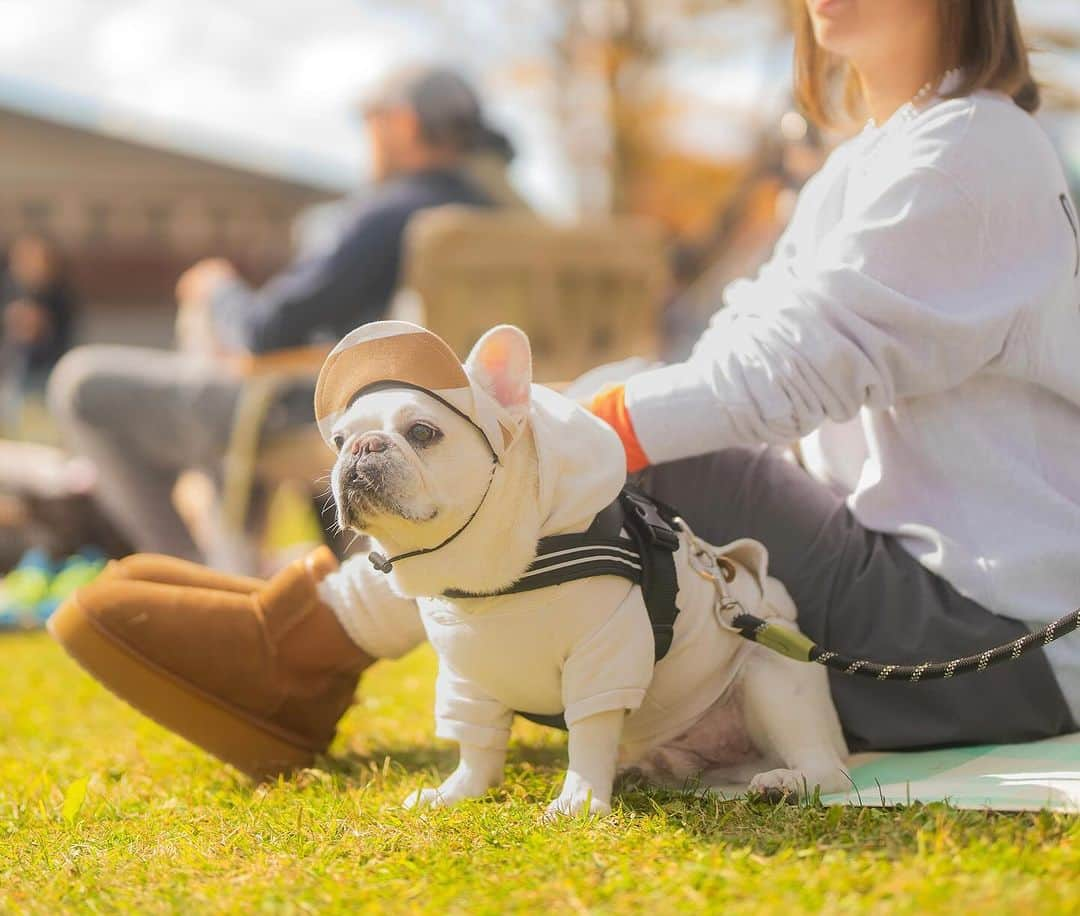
[{"x1": 599, "y1": 166, "x2": 1025, "y2": 468}]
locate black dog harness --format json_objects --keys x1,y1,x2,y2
[{"x1": 443, "y1": 485, "x2": 683, "y2": 730}]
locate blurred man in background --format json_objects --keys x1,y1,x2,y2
[
  {"x1": 1, "y1": 234, "x2": 75, "y2": 432},
  {"x1": 48, "y1": 65, "x2": 515, "y2": 563}
]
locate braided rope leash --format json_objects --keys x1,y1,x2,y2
[
  {"x1": 677, "y1": 515, "x2": 1080, "y2": 682},
  {"x1": 724, "y1": 607, "x2": 1080, "y2": 682}
]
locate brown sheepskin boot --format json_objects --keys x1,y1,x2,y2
[
  {"x1": 97, "y1": 553, "x2": 265, "y2": 592},
  {"x1": 49, "y1": 546, "x2": 374, "y2": 779}
]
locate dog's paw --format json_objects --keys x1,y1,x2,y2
[
  {"x1": 403, "y1": 786, "x2": 456, "y2": 810},
  {"x1": 748, "y1": 768, "x2": 810, "y2": 803},
  {"x1": 543, "y1": 792, "x2": 612, "y2": 822}
]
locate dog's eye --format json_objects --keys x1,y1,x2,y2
[
  {"x1": 407, "y1": 422, "x2": 440, "y2": 445},
  {"x1": 332, "y1": 434, "x2": 345, "y2": 452}
]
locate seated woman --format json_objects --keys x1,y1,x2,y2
[{"x1": 49, "y1": 0, "x2": 1080, "y2": 778}]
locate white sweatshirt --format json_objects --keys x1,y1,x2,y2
[{"x1": 624, "y1": 87, "x2": 1080, "y2": 720}]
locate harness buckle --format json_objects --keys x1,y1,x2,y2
[{"x1": 620, "y1": 488, "x2": 680, "y2": 552}]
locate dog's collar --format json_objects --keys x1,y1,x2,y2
[{"x1": 361, "y1": 380, "x2": 501, "y2": 575}]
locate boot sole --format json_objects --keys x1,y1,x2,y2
[{"x1": 48, "y1": 595, "x2": 317, "y2": 780}]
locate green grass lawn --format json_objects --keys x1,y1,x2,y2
[{"x1": 2, "y1": 632, "x2": 1078, "y2": 914}]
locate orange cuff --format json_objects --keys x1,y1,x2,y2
[{"x1": 588, "y1": 383, "x2": 650, "y2": 473}]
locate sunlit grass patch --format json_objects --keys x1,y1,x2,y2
[{"x1": 1, "y1": 633, "x2": 1077, "y2": 914}]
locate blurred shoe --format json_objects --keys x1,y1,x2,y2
[
  {"x1": 0, "y1": 549, "x2": 54, "y2": 630},
  {"x1": 98, "y1": 553, "x2": 265, "y2": 592},
  {"x1": 33, "y1": 548, "x2": 109, "y2": 625},
  {"x1": 49, "y1": 546, "x2": 373, "y2": 779}
]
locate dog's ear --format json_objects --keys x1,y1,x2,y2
[{"x1": 465, "y1": 325, "x2": 533, "y2": 414}]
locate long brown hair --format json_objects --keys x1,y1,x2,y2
[{"x1": 792, "y1": 0, "x2": 1040, "y2": 128}]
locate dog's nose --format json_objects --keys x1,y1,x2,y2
[{"x1": 352, "y1": 433, "x2": 390, "y2": 458}]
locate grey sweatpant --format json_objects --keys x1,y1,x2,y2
[
  {"x1": 642, "y1": 448, "x2": 1076, "y2": 752},
  {"x1": 47, "y1": 346, "x2": 313, "y2": 562}
]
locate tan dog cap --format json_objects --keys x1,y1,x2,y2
[{"x1": 314, "y1": 320, "x2": 518, "y2": 457}]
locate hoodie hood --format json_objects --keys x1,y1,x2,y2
[{"x1": 529, "y1": 384, "x2": 627, "y2": 537}]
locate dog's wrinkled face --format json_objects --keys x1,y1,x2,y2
[
  {"x1": 329, "y1": 388, "x2": 493, "y2": 539},
  {"x1": 327, "y1": 324, "x2": 534, "y2": 565}
]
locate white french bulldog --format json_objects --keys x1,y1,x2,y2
[{"x1": 327, "y1": 324, "x2": 848, "y2": 819}]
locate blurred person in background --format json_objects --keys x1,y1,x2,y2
[
  {"x1": 0, "y1": 236, "x2": 105, "y2": 630},
  {"x1": 0, "y1": 234, "x2": 75, "y2": 432},
  {"x1": 48, "y1": 64, "x2": 515, "y2": 563}
]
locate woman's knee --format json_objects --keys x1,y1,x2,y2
[{"x1": 644, "y1": 447, "x2": 840, "y2": 542}]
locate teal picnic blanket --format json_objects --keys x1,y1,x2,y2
[{"x1": 819, "y1": 732, "x2": 1080, "y2": 812}]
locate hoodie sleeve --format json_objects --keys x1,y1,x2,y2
[
  {"x1": 622, "y1": 166, "x2": 1014, "y2": 465},
  {"x1": 434, "y1": 661, "x2": 514, "y2": 750},
  {"x1": 561, "y1": 585, "x2": 654, "y2": 726}
]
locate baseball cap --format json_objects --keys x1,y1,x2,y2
[
  {"x1": 358, "y1": 64, "x2": 512, "y2": 158},
  {"x1": 314, "y1": 320, "x2": 521, "y2": 460}
]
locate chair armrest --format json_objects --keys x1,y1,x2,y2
[{"x1": 224, "y1": 345, "x2": 331, "y2": 380}]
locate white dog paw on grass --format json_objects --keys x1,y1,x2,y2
[
  {"x1": 402, "y1": 781, "x2": 487, "y2": 810},
  {"x1": 542, "y1": 770, "x2": 614, "y2": 821},
  {"x1": 543, "y1": 792, "x2": 612, "y2": 822},
  {"x1": 748, "y1": 768, "x2": 812, "y2": 801},
  {"x1": 402, "y1": 751, "x2": 507, "y2": 810},
  {"x1": 402, "y1": 786, "x2": 454, "y2": 810}
]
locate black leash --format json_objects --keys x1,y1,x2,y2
[
  {"x1": 724, "y1": 605, "x2": 1080, "y2": 681},
  {"x1": 680, "y1": 517, "x2": 1080, "y2": 682}
]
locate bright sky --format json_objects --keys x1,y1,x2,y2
[
  {"x1": 0, "y1": 0, "x2": 582, "y2": 212},
  {"x1": 0, "y1": 0, "x2": 1076, "y2": 215}
]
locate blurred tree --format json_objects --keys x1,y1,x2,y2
[
  {"x1": 395, "y1": 0, "x2": 789, "y2": 219},
  {"x1": 391, "y1": 0, "x2": 1077, "y2": 221},
  {"x1": 542, "y1": 0, "x2": 790, "y2": 222}
]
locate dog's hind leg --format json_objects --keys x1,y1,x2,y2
[{"x1": 738, "y1": 644, "x2": 849, "y2": 799}]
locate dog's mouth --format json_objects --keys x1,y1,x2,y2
[{"x1": 334, "y1": 457, "x2": 436, "y2": 531}]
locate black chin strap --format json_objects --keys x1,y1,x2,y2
[
  {"x1": 360, "y1": 380, "x2": 503, "y2": 575},
  {"x1": 368, "y1": 455, "x2": 499, "y2": 573}
]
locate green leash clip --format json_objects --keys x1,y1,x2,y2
[{"x1": 751, "y1": 621, "x2": 816, "y2": 663}]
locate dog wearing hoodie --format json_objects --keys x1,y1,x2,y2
[{"x1": 317, "y1": 321, "x2": 848, "y2": 819}]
